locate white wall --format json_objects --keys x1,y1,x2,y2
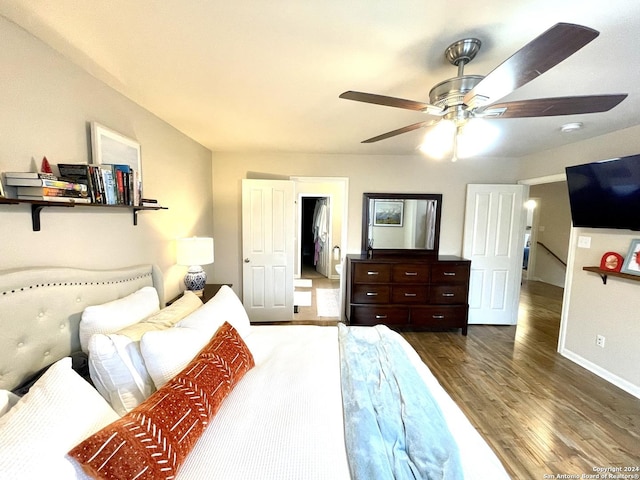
[
  {"x1": 0, "y1": 16, "x2": 213, "y2": 301},
  {"x1": 211, "y1": 152, "x2": 521, "y2": 295},
  {"x1": 517, "y1": 126, "x2": 640, "y2": 397}
]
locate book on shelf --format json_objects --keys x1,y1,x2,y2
[
  {"x1": 4, "y1": 177, "x2": 88, "y2": 190},
  {"x1": 3, "y1": 171, "x2": 57, "y2": 180},
  {"x1": 16, "y1": 195, "x2": 92, "y2": 204},
  {"x1": 140, "y1": 198, "x2": 160, "y2": 207},
  {"x1": 56, "y1": 163, "x2": 143, "y2": 206},
  {"x1": 16, "y1": 186, "x2": 88, "y2": 198}
]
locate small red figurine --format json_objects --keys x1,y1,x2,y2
[{"x1": 41, "y1": 156, "x2": 53, "y2": 173}]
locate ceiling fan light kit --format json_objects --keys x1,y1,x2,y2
[{"x1": 339, "y1": 22, "x2": 628, "y2": 161}]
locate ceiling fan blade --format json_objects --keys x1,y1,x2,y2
[
  {"x1": 464, "y1": 23, "x2": 599, "y2": 107},
  {"x1": 339, "y1": 90, "x2": 442, "y2": 113},
  {"x1": 476, "y1": 94, "x2": 628, "y2": 118},
  {"x1": 361, "y1": 120, "x2": 437, "y2": 143}
]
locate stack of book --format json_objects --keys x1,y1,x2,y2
[
  {"x1": 3, "y1": 172, "x2": 90, "y2": 203},
  {"x1": 58, "y1": 163, "x2": 142, "y2": 206}
]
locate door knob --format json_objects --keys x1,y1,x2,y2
[{"x1": 244, "y1": 258, "x2": 250, "y2": 263}]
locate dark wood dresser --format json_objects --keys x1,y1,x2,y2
[{"x1": 346, "y1": 254, "x2": 470, "y2": 335}]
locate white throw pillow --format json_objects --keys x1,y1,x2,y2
[
  {"x1": 178, "y1": 285, "x2": 251, "y2": 338},
  {"x1": 140, "y1": 326, "x2": 206, "y2": 388},
  {"x1": 0, "y1": 357, "x2": 119, "y2": 479},
  {"x1": 88, "y1": 333, "x2": 154, "y2": 416},
  {"x1": 116, "y1": 290, "x2": 203, "y2": 341},
  {"x1": 87, "y1": 292, "x2": 203, "y2": 414},
  {"x1": 0, "y1": 390, "x2": 20, "y2": 417},
  {"x1": 141, "y1": 285, "x2": 251, "y2": 388},
  {"x1": 79, "y1": 286, "x2": 160, "y2": 352}
]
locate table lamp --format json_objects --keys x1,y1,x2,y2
[{"x1": 176, "y1": 237, "x2": 214, "y2": 296}]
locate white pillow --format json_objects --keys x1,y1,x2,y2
[
  {"x1": 0, "y1": 390, "x2": 20, "y2": 417},
  {"x1": 178, "y1": 285, "x2": 251, "y2": 338},
  {"x1": 87, "y1": 292, "x2": 203, "y2": 414},
  {"x1": 0, "y1": 357, "x2": 119, "y2": 479},
  {"x1": 88, "y1": 333, "x2": 154, "y2": 416},
  {"x1": 79, "y1": 286, "x2": 160, "y2": 352},
  {"x1": 141, "y1": 285, "x2": 251, "y2": 388},
  {"x1": 116, "y1": 290, "x2": 203, "y2": 341},
  {"x1": 140, "y1": 327, "x2": 206, "y2": 388}
]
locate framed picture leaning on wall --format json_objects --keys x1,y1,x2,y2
[
  {"x1": 90, "y1": 122, "x2": 141, "y2": 179},
  {"x1": 621, "y1": 239, "x2": 640, "y2": 275}
]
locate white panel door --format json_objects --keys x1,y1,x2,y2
[
  {"x1": 242, "y1": 179, "x2": 294, "y2": 322},
  {"x1": 463, "y1": 184, "x2": 526, "y2": 325}
]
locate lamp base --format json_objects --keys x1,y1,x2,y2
[{"x1": 184, "y1": 266, "x2": 206, "y2": 297}]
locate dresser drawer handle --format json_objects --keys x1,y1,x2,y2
[
  {"x1": 404, "y1": 293, "x2": 417, "y2": 297},
  {"x1": 375, "y1": 315, "x2": 388, "y2": 319},
  {"x1": 366, "y1": 292, "x2": 378, "y2": 296},
  {"x1": 442, "y1": 293, "x2": 455, "y2": 297},
  {"x1": 443, "y1": 272, "x2": 456, "y2": 276},
  {"x1": 432, "y1": 315, "x2": 445, "y2": 319},
  {"x1": 367, "y1": 271, "x2": 379, "y2": 275},
  {"x1": 404, "y1": 272, "x2": 418, "y2": 276}
]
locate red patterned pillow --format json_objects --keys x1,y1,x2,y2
[{"x1": 68, "y1": 322, "x2": 254, "y2": 480}]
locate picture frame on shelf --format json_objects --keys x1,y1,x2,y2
[
  {"x1": 620, "y1": 239, "x2": 640, "y2": 275},
  {"x1": 373, "y1": 199, "x2": 404, "y2": 226},
  {"x1": 90, "y1": 122, "x2": 141, "y2": 181}
]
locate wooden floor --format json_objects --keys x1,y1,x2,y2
[{"x1": 401, "y1": 281, "x2": 640, "y2": 478}]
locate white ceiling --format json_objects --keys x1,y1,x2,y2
[{"x1": 2, "y1": 0, "x2": 639, "y2": 158}]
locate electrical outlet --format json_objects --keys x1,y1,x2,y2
[{"x1": 596, "y1": 335, "x2": 606, "y2": 348}]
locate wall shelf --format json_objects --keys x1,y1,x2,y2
[
  {"x1": 582, "y1": 266, "x2": 640, "y2": 285},
  {"x1": 0, "y1": 197, "x2": 167, "y2": 231}
]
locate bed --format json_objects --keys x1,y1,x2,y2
[{"x1": 0, "y1": 264, "x2": 510, "y2": 479}]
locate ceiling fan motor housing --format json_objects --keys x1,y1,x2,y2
[{"x1": 429, "y1": 75, "x2": 483, "y2": 113}]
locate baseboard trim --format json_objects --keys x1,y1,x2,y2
[{"x1": 560, "y1": 348, "x2": 640, "y2": 399}]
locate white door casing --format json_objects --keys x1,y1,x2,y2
[
  {"x1": 463, "y1": 184, "x2": 526, "y2": 325},
  {"x1": 242, "y1": 179, "x2": 295, "y2": 322}
]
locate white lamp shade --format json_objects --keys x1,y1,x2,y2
[{"x1": 176, "y1": 237, "x2": 214, "y2": 266}]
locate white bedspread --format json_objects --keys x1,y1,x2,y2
[
  {"x1": 177, "y1": 325, "x2": 350, "y2": 479},
  {"x1": 176, "y1": 325, "x2": 509, "y2": 480}
]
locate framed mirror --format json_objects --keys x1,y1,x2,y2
[{"x1": 362, "y1": 193, "x2": 442, "y2": 256}]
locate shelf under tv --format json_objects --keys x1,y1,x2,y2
[{"x1": 582, "y1": 266, "x2": 640, "y2": 285}]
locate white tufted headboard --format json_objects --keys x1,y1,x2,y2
[{"x1": 0, "y1": 264, "x2": 164, "y2": 391}]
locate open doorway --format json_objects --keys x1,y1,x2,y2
[
  {"x1": 292, "y1": 177, "x2": 348, "y2": 321},
  {"x1": 517, "y1": 175, "x2": 570, "y2": 347}
]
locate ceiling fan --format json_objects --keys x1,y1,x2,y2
[{"x1": 339, "y1": 23, "x2": 627, "y2": 159}]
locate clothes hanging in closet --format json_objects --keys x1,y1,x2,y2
[{"x1": 312, "y1": 199, "x2": 328, "y2": 265}]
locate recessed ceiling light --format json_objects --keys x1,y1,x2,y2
[{"x1": 560, "y1": 122, "x2": 583, "y2": 133}]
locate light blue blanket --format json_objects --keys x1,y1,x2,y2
[{"x1": 338, "y1": 324, "x2": 463, "y2": 480}]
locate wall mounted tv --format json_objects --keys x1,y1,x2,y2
[{"x1": 566, "y1": 153, "x2": 640, "y2": 231}]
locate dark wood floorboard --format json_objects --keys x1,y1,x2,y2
[{"x1": 401, "y1": 281, "x2": 640, "y2": 479}]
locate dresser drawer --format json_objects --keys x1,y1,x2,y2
[
  {"x1": 353, "y1": 263, "x2": 391, "y2": 283},
  {"x1": 391, "y1": 285, "x2": 429, "y2": 304},
  {"x1": 350, "y1": 306, "x2": 409, "y2": 326},
  {"x1": 429, "y1": 284, "x2": 468, "y2": 304},
  {"x1": 410, "y1": 305, "x2": 467, "y2": 328},
  {"x1": 352, "y1": 285, "x2": 390, "y2": 304},
  {"x1": 431, "y1": 264, "x2": 470, "y2": 283},
  {"x1": 391, "y1": 264, "x2": 430, "y2": 283}
]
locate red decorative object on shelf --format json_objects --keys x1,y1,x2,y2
[
  {"x1": 599, "y1": 251, "x2": 623, "y2": 272},
  {"x1": 41, "y1": 156, "x2": 53, "y2": 174}
]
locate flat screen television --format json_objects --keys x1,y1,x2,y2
[{"x1": 565, "y1": 153, "x2": 640, "y2": 231}]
